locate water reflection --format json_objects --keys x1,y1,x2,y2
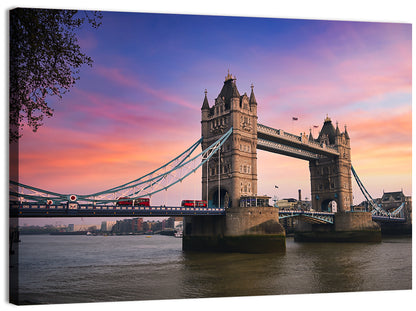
[
  {"x1": 178, "y1": 237, "x2": 411, "y2": 297},
  {"x1": 180, "y1": 251, "x2": 286, "y2": 298},
  {"x1": 15, "y1": 235, "x2": 411, "y2": 304}
]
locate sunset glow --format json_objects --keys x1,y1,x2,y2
[{"x1": 15, "y1": 11, "x2": 412, "y2": 207}]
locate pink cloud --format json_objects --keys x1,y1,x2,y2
[
  {"x1": 94, "y1": 66, "x2": 199, "y2": 111},
  {"x1": 47, "y1": 86, "x2": 201, "y2": 143},
  {"x1": 257, "y1": 104, "x2": 412, "y2": 202},
  {"x1": 17, "y1": 123, "x2": 202, "y2": 195},
  {"x1": 255, "y1": 36, "x2": 411, "y2": 119}
]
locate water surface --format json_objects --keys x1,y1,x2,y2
[{"x1": 14, "y1": 234, "x2": 412, "y2": 304}]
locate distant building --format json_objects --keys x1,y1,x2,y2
[
  {"x1": 174, "y1": 217, "x2": 183, "y2": 231},
  {"x1": 379, "y1": 191, "x2": 409, "y2": 212},
  {"x1": 74, "y1": 224, "x2": 97, "y2": 232},
  {"x1": 165, "y1": 217, "x2": 175, "y2": 229},
  {"x1": 132, "y1": 218, "x2": 143, "y2": 232},
  {"x1": 112, "y1": 218, "x2": 144, "y2": 233},
  {"x1": 273, "y1": 198, "x2": 312, "y2": 211},
  {"x1": 357, "y1": 190, "x2": 412, "y2": 223},
  {"x1": 379, "y1": 191, "x2": 412, "y2": 223},
  {"x1": 274, "y1": 198, "x2": 297, "y2": 210},
  {"x1": 101, "y1": 221, "x2": 117, "y2": 232}
]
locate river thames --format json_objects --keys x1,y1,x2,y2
[{"x1": 13, "y1": 234, "x2": 412, "y2": 306}]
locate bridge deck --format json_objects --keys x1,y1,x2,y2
[
  {"x1": 10, "y1": 203, "x2": 226, "y2": 217},
  {"x1": 372, "y1": 215, "x2": 406, "y2": 223},
  {"x1": 279, "y1": 210, "x2": 335, "y2": 224},
  {"x1": 10, "y1": 203, "x2": 406, "y2": 224},
  {"x1": 278, "y1": 210, "x2": 406, "y2": 224}
]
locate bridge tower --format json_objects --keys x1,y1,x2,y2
[
  {"x1": 201, "y1": 71, "x2": 258, "y2": 208},
  {"x1": 183, "y1": 72, "x2": 285, "y2": 253},
  {"x1": 309, "y1": 117, "x2": 353, "y2": 212}
]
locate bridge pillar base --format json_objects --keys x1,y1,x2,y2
[
  {"x1": 183, "y1": 207, "x2": 286, "y2": 253},
  {"x1": 379, "y1": 223, "x2": 412, "y2": 235},
  {"x1": 294, "y1": 212, "x2": 381, "y2": 242}
]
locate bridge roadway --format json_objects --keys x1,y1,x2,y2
[
  {"x1": 279, "y1": 210, "x2": 335, "y2": 224},
  {"x1": 9, "y1": 202, "x2": 226, "y2": 217},
  {"x1": 10, "y1": 203, "x2": 406, "y2": 224}
]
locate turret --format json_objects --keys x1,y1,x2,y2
[
  {"x1": 335, "y1": 121, "x2": 341, "y2": 145},
  {"x1": 217, "y1": 70, "x2": 240, "y2": 111},
  {"x1": 201, "y1": 89, "x2": 210, "y2": 111},
  {"x1": 344, "y1": 125, "x2": 350, "y2": 140},
  {"x1": 335, "y1": 122, "x2": 341, "y2": 136},
  {"x1": 201, "y1": 89, "x2": 210, "y2": 139},
  {"x1": 249, "y1": 83, "x2": 257, "y2": 115},
  {"x1": 318, "y1": 115, "x2": 336, "y2": 145},
  {"x1": 308, "y1": 128, "x2": 314, "y2": 142}
]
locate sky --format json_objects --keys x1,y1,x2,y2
[
  {"x1": 7, "y1": 3, "x2": 412, "y2": 225},
  {"x1": 2, "y1": 2, "x2": 414, "y2": 311}
]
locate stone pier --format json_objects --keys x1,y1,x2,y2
[
  {"x1": 294, "y1": 211, "x2": 381, "y2": 242},
  {"x1": 183, "y1": 206, "x2": 285, "y2": 253}
]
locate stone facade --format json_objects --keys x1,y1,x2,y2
[
  {"x1": 294, "y1": 211, "x2": 381, "y2": 242},
  {"x1": 183, "y1": 207, "x2": 285, "y2": 253},
  {"x1": 182, "y1": 72, "x2": 285, "y2": 253},
  {"x1": 309, "y1": 117, "x2": 353, "y2": 212},
  {"x1": 201, "y1": 72, "x2": 258, "y2": 208}
]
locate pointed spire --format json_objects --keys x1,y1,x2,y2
[
  {"x1": 249, "y1": 83, "x2": 257, "y2": 105},
  {"x1": 344, "y1": 124, "x2": 350, "y2": 139},
  {"x1": 201, "y1": 89, "x2": 209, "y2": 110},
  {"x1": 225, "y1": 69, "x2": 234, "y2": 82},
  {"x1": 335, "y1": 121, "x2": 341, "y2": 136},
  {"x1": 309, "y1": 128, "x2": 314, "y2": 142},
  {"x1": 324, "y1": 114, "x2": 331, "y2": 122}
]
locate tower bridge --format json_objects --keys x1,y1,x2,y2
[
  {"x1": 185, "y1": 71, "x2": 382, "y2": 251},
  {"x1": 10, "y1": 71, "x2": 409, "y2": 252},
  {"x1": 199, "y1": 72, "x2": 352, "y2": 214}
]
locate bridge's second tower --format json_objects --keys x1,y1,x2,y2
[
  {"x1": 201, "y1": 72, "x2": 258, "y2": 208},
  {"x1": 309, "y1": 117, "x2": 353, "y2": 212}
]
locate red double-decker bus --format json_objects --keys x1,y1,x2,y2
[
  {"x1": 181, "y1": 200, "x2": 207, "y2": 207},
  {"x1": 117, "y1": 197, "x2": 150, "y2": 206}
]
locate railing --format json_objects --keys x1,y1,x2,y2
[
  {"x1": 278, "y1": 210, "x2": 334, "y2": 224},
  {"x1": 10, "y1": 202, "x2": 226, "y2": 217},
  {"x1": 257, "y1": 123, "x2": 339, "y2": 155},
  {"x1": 372, "y1": 215, "x2": 406, "y2": 223},
  {"x1": 278, "y1": 210, "x2": 406, "y2": 224}
]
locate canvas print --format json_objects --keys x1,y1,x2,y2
[{"x1": 9, "y1": 7, "x2": 412, "y2": 306}]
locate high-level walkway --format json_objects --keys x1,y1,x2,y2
[{"x1": 257, "y1": 123, "x2": 339, "y2": 160}]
